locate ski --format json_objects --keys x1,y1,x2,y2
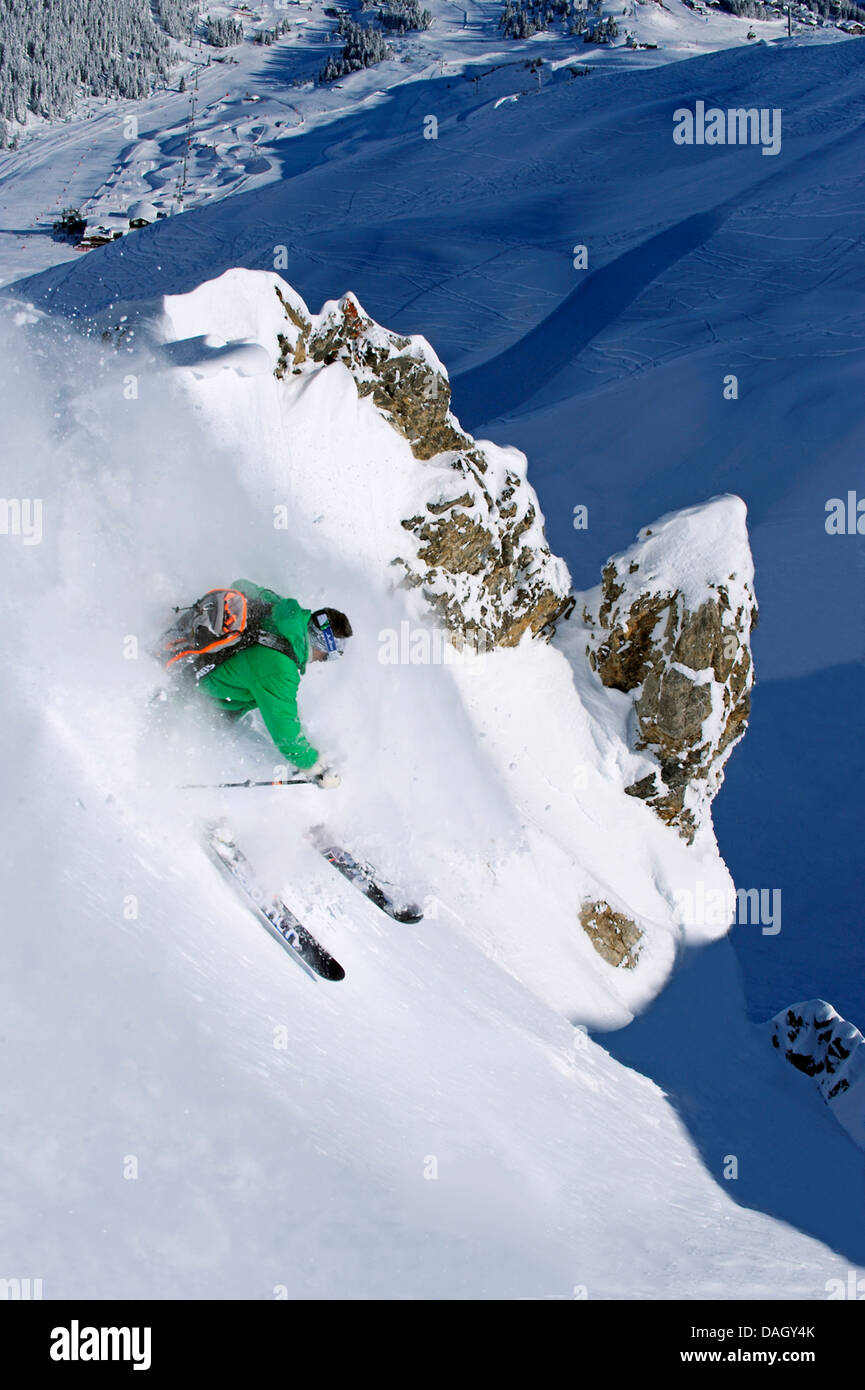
[
  {"x1": 204, "y1": 825, "x2": 345, "y2": 982},
  {"x1": 309, "y1": 825, "x2": 423, "y2": 924}
]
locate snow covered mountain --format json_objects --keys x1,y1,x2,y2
[{"x1": 1, "y1": 4, "x2": 864, "y2": 1301}]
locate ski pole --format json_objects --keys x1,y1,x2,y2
[{"x1": 180, "y1": 777, "x2": 316, "y2": 789}]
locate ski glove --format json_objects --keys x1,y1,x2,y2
[{"x1": 309, "y1": 760, "x2": 341, "y2": 790}]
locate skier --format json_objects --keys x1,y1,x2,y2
[{"x1": 161, "y1": 579, "x2": 352, "y2": 788}]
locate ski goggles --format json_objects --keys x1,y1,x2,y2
[{"x1": 309, "y1": 611, "x2": 345, "y2": 659}]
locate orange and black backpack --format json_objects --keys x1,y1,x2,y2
[{"x1": 159, "y1": 588, "x2": 298, "y2": 681}]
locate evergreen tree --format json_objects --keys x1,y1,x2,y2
[
  {"x1": 255, "y1": 19, "x2": 292, "y2": 44},
  {"x1": 377, "y1": 1, "x2": 432, "y2": 32},
  {"x1": 499, "y1": 0, "x2": 628, "y2": 38},
  {"x1": 319, "y1": 18, "x2": 394, "y2": 82},
  {"x1": 0, "y1": 0, "x2": 175, "y2": 124},
  {"x1": 717, "y1": 0, "x2": 771, "y2": 18},
  {"x1": 157, "y1": 0, "x2": 199, "y2": 41},
  {"x1": 204, "y1": 16, "x2": 244, "y2": 47}
]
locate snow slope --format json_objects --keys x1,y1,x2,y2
[
  {"x1": 1, "y1": 288, "x2": 864, "y2": 1299},
  {"x1": 0, "y1": 0, "x2": 846, "y2": 285},
  {"x1": 5, "y1": 266, "x2": 745, "y2": 1028}
]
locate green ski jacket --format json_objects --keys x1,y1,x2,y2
[{"x1": 198, "y1": 579, "x2": 319, "y2": 770}]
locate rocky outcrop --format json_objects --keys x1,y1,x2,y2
[
  {"x1": 304, "y1": 293, "x2": 466, "y2": 460},
  {"x1": 582, "y1": 498, "x2": 757, "y2": 843},
  {"x1": 768, "y1": 1001, "x2": 865, "y2": 1150},
  {"x1": 770, "y1": 1002, "x2": 856, "y2": 1098},
  {"x1": 579, "y1": 900, "x2": 643, "y2": 969},
  {"x1": 272, "y1": 283, "x2": 572, "y2": 649}
]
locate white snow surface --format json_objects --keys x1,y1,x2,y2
[
  {"x1": 0, "y1": 271, "x2": 861, "y2": 1299},
  {"x1": 599, "y1": 495, "x2": 754, "y2": 615}
]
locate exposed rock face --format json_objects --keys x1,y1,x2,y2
[
  {"x1": 768, "y1": 1001, "x2": 865, "y2": 1150},
  {"x1": 582, "y1": 498, "x2": 757, "y2": 843},
  {"x1": 272, "y1": 283, "x2": 572, "y2": 649},
  {"x1": 771, "y1": 1003, "x2": 855, "y2": 1097},
  {"x1": 306, "y1": 294, "x2": 466, "y2": 460},
  {"x1": 579, "y1": 900, "x2": 643, "y2": 969}
]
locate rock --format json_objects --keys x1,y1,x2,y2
[
  {"x1": 307, "y1": 295, "x2": 466, "y2": 460},
  {"x1": 582, "y1": 497, "x2": 757, "y2": 843},
  {"x1": 624, "y1": 773, "x2": 657, "y2": 801},
  {"x1": 273, "y1": 284, "x2": 572, "y2": 649},
  {"x1": 767, "y1": 1001, "x2": 865, "y2": 1150},
  {"x1": 579, "y1": 900, "x2": 643, "y2": 969}
]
